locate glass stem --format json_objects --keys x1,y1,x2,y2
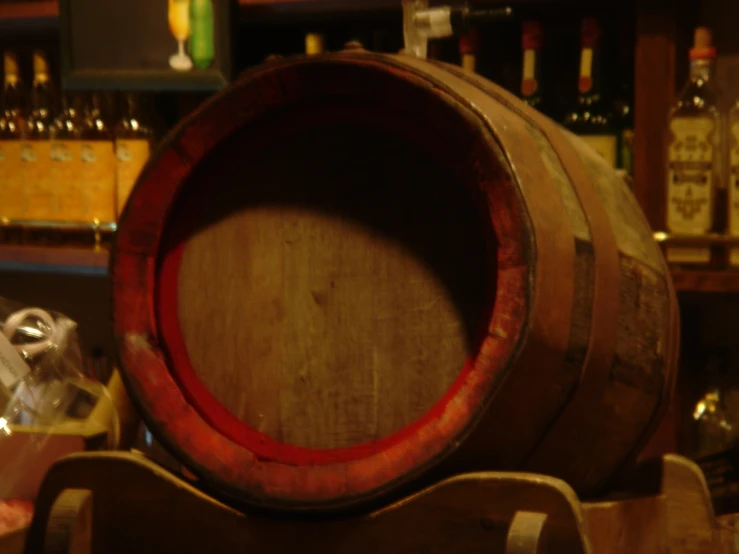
[{"x1": 178, "y1": 40, "x2": 185, "y2": 57}]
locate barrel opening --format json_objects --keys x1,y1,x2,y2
[
  {"x1": 112, "y1": 58, "x2": 543, "y2": 509},
  {"x1": 155, "y1": 92, "x2": 503, "y2": 456}
]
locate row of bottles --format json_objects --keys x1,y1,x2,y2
[
  {"x1": 302, "y1": 18, "x2": 634, "y2": 176},
  {"x1": 0, "y1": 50, "x2": 156, "y2": 225},
  {"x1": 665, "y1": 27, "x2": 739, "y2": 270},
  {"x1": 1, "y1": 19, "x2": 633, "y2": 223},
  {"x1": 461, "y1": 17, "x2": 633, "y2": 176}
]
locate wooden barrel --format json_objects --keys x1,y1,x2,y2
[{"x1": 111, "y1": 50, "x2": 679, "y2": 513}]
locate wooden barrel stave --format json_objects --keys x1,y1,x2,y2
[
  {"x1": 433, "y1": 62, "x2": 675, "y2": 491},
  {"x1": 112, "y1": 51, "x2": 678, "y2": 512}
]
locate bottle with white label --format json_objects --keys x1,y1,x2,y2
[
  {"x1": 665, "y1": 27, "x2": 723, "y2": 267},
  {"x1": 563, "y1": 17, "x2": 618, "y2": 168}
]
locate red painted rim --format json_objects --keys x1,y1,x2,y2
[
  {"x1": 157, "y1": 103, "x2": 487, "y2": 465},
  {"x1": 112, "y1": 56, "x2": 532, "y2": 508}
]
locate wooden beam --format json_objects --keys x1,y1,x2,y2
[{"x1": 634, "y1": 0, "x2": 677, "y2": 230}]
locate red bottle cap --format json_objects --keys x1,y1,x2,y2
[
  {"x1": 459, "y1": 30, "x2": 481, "y2": 55},
  {"x1": 690, "y1": 27, "x2": 717, "y2": 60}
]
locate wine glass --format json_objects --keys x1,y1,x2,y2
[{"x1": 168, "y1": 0, "x2": 193, "y2": 71}]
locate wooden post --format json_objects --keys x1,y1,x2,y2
[{"x1": 633, "y1": 0, "x2": 677, "y2": 230}]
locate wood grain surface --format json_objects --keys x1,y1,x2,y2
[{"x1": 173, "y1": 123, "x2": 488, "y2": 448}]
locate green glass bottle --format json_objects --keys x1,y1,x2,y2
[{"x1": 190, "y1": 0, "x2": 214, "y2": 69}]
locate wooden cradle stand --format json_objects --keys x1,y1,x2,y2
[{"x1": 21, "y1": 451, "x2": 717, "y2": 554}]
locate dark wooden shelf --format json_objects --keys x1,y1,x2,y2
[
  {"x1": 0, "y1": 245, "x2": 108, "y2": 276},
  {"x1": 237, "y1": 0, "x2": 399, "y2": 22},
  {"x1": 0, "y1": 0, "x2": 58, "y2": 31},
  {"x1": 671, "y1": 269, "x2": 739, "y2": 294},
  {"x1": 0, "y1": 0, "x2": 58, "y2": 20},
  {"x1": 236, "y1": 0, "x2": 600, "y2": 21}
]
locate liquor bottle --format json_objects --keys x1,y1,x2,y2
[
  {"x1": 22, "y1": 51, "x2": 56, "y2": 221},
  {"x1": 115, "y1": 92, "x2": 155, "y2": 217},
  {"x1": 305, "y1": 33, "x2": 325, "y2": 55},
  {"x1": 459, "y1": 30, "x2": 479, "y2": 73},
  {"x1": 692, "y1": 349, "x2": 739, "y2": 515},
  {"x1": 563, "y1": 18, "x2": 618, "y2": 167},
  {"x1": 520, "y1": 21, "x2": 544, "y2": 112},
  {"x1": 613, "y1": 29, "x2": 635, "y2": 179},
  {"x1": 51, "y1": 92, "x2": 85, "y2": 222},
  {"x1": 0, "y1": 51, "x2": 25, "y2": 221},
  {"x1": 190, "y1": 0, "x2": 215, "y2": 69},
  {"x1": 665, "y1": 27, "x2": 723, "y2": 267},
  {"x1": 80, "y1": 92, "x2": 116, "y2": 224},
  {"x1": 693, "y1": 350, "x2": 738, "y2": 459}
]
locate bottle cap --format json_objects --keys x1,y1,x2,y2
[
  {"x1": 3, "y1": 52, "x2": 19, "y2": 84},
  {"x1": 522, "y1": 21, "x2": 542, "y2": 50},
  {"x1": 32, "y1": 50, "x2": 50, "y2": 83},
  {"x1": 305, "y1": 33, "x2": 325, "y2": 55},
  {"x1": 581, "y1": 17, "x2": 601, "y2": 48},
  {"x1": 459, "y1": 30, "x2": 480, "y2": 55},
  {"x1": 690, "y1": 27, "x2": 717, "y2": 60}
]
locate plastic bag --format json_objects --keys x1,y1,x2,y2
[{"x1": 0, "y1": 298, "x2": 113, "y2": 502}]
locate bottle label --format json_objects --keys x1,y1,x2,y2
[
  {"x1": 51, "y1": 141, "x2": 86, "y2": 222},
  {"x1": 578, "y1": 48, "x2": 593, "y2": 93},
  {"x1": 666, "y1": 116, "x2": 715, "y2": 265},
  {"x1": 116, "y1": 139, "x2": 150, "y2": 216},
  {"x1": 80, "y1": 141, "x2": 116, "y2": 223},
  {"x1": 21, "y1": 141, "x2": 53, "y2": 221},
  {"x1": 579, "y1": 134, "x2": 617, "y2": 167},
  {"x1": 730, "y1": 121, "x2": 739, "y2": 266},
  {"x1": 0, "y1": 140, "x2": 24, "y2": 220},
  {"x1": 521, "y1": 49, "x2": 537, "y2": 96},
  {"x1": 667, "y1": 117, "x2": 715, "y2": 234}
]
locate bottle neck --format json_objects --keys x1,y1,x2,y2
[
  {"x1": 521, "y1": 46, "x2": 542, "y2": 101},
  {"x1": 2, "y1": 79, "x2": 22, "y2": 116},
  {"x1": 61, "y1": 92, "x2": 82, "y2": 116},
  {"x1": 90, "y1": 92, "x2": 103, "y2": 112},
  {"x1": 690, "y1": 58, "x2": 715, "y2": 83},
  {"x1": 30, "y1": 78, "x2": 53, "y2": 117},
  {"x1": 578, "y1": 45, "x2": 603, "y2": 99},
  {"x1": 123, "y1": 93, "x2": 141, "y2": 118}
]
